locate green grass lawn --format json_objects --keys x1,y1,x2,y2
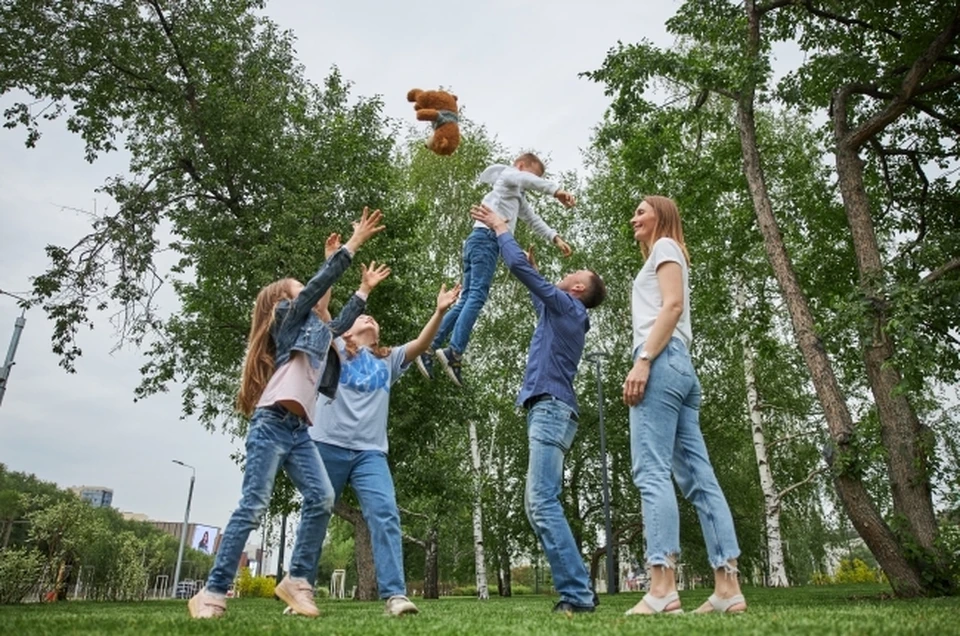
[{"x1": 1, "y1": 584, "x2": 958, "y2": 635}]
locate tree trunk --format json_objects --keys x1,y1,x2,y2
[
  {"x1": 496, "y1": 539, "x2": 512, "y2": 597},
  {"x1": 468, "y1": 420, "x2": 490, "y2": 599},
  {"x1": 275, "y1": 512, "x2": 287, "y2": 581},
  {"x1": 736, "y1": 0, "x2": 926, "y2": 597},
  {"x1": 423, "y1": 525, "x2": 439, "y2": 599},
  {"x1": 334, "y1": 501, "x2": 377, "y2": 600},
  {"x1": 834, "y1": 111, "x2": 945, "y2": 581},
  {"x1": 1, "y1": 520, "x2": 12, "y2": 549},
  {"x1": 738, "y1": 284, "x2": 788, "y2": 587}
]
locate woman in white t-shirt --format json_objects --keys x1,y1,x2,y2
[{"x1": 622, "y1": 196, "x2": 746, "y2": 616}]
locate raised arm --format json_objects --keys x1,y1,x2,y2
[
  {"x1": 329, "y1": 262, "x2": 391, "y2": 336},
  {"x1": 470, "y1": 204, "x2": 573, "y2": 314},
  {"x1": 288, "y1": 208, "x2": 384, "y2": 324},
  {"x1": 316, "y1": 232, "x2": 342, "y2": 322},
  {"x1": 403, "y1": 283, "x2": 462, "y2": 363}
]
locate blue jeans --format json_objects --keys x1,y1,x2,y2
[
  {"x1": 629, "y1": 338, "x2": 740, "y2": 570},
  {"x1": 206, "y1": 407, "x2": 335, "y2": 593},
  {"x1": 525, "y1": 398, "x2": 594, "y2": 607},
  {"x1": 431, "y1": 227, "x2": 499, "y2": 355},
  {"x1": 317, "y1": 442, "x2": 406, "y2": 599}
]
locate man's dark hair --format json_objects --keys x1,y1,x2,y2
[{"x1": 581, "y1": 270, "x2": 607, "y2": 309}]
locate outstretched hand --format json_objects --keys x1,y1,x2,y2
[
  {"x1": 324, "y1": 233, "x2": 342, "y2": 259},
  {"x1": 436, "y1": 283, "x2": 462, "y2": 313},
  {"x1": 470, "y1": 204, "x2": 508, "y2": 232},
  {"x1": 553, "y1": 236, "x2": 573, "y2": 257},
  {"x1": 345, "y1": 207, "x2": 386, "y2": 253},
  {"x1": 554, "y1": 190, "x2": 576, "y2": 208},
  {"x1": 359, "y1": 261, "x2": 391, "y2": 294},
  {"x1": 524, "y1": 245, "x2": 539, "y2": 271}
]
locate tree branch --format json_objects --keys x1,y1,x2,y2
[
  {"x1": 757, "y1": 0, "x2": 797, "y2": 16},
  {"x1": 769, "y1": 428, "x2": 822, "y2": 450},
  {"x1": 801, "y1": 0, "x2": 902, "y2": 40},
  {"x1": 779, "y1": 466, "x2": 827, "y2": 499},
  {"x1": 837, "y1": 6, "x2": 960, "y2": 149},
  {"x1": 922, "y1": 257, "x2": 960, "y2": 285}
]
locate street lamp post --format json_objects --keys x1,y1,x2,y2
[
  {"x1": 171, "y1": 460, "x2": 196, "y2": 599},
  {"x1": 584, "y1": 351, "x2": 616, "y2": 595},
  {"x1": 0, "y1": 289, "x2": 29, "y2": 408}
]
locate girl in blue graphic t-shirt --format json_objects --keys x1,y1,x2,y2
[{"x1": 299, "y1": 233, "x2": 460, "y2": 618}]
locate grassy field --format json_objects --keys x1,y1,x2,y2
[{"x1": 1, "y1": 584, "x2": 959, "y2": 635}]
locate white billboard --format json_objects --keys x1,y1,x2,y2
[{"x1": 191, "y1": 524, "x2": 219, "y2": 554}]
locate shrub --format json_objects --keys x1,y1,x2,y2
[
  {"x1": 450, "y1": 585, "x2": 477, "y2": 597},
  {"x1": 0, "y1": 547, "x2": 43, "y2": 604},
  {"x1": 235, "y1": 569, "x2": 277, "y2": 598}
]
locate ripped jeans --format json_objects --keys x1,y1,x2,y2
[{"x1": 629, "y1": 338, "x2": 740, "y2": 571}]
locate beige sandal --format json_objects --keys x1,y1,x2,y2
[
  {"x1": 697, "y1": 593, "x2": 747, "y2": 614},
  {"x1": 625, "y1": 591, "x2": 683, "y2": 615}
]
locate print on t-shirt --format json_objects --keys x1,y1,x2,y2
[{"x1": 340, "y1": 350, "x2": 390, "y2": 394}]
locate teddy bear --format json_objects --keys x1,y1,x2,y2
[{"x1": 407, "y1": 88, "x2": 460, "y2": 156}]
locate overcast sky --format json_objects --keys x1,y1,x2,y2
[{"x1": 0, "y1": 1, "x2": 684, "y2": 539}]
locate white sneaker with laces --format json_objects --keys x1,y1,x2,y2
[{"x1": 385, "y1": 594, "x2": 419, "y2": 616}]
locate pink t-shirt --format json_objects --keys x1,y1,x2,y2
[{"x1": 256, "y1": 352, "x2": 320, "y2": 424}]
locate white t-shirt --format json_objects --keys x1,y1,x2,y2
[
  {"x1": 631, "y1": 238, "x2": 692, "y2": 353},
  {"x1": 256, "y1": 352, "x2": 321, "y2": 424},
  {"x1": 309, "y1": 340, "x2": 409, "y2": 454}
]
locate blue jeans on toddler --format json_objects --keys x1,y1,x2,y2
[
  {"x1": 524, "y1": 397, "x2": 595, "y2": 608},
  {"x1": 431, "y1": 227, "x2": 499, "y2": 355},
  {"x1": 629, "y1": 338, "x2": 740, "y2": 571},
  {"x1": 206, "y1": 406, "x2": 335, "y2": 593},
  {"x1": 317, "y1": 442, "x2": 407, "y2": 599}
]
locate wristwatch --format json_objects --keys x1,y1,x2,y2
[{"x1": 638, "y1": 350, "x2": 652, "y2": 362}]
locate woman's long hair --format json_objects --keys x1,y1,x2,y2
[
  {"x1": 640, "y1": 195, "x2": 691, "y2": 265},
  {"x1": 237, "y1": 278, "x2": 298, "y2": 416}
]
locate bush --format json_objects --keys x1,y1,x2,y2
[
  {"x1": 0, "y1": 547, "x2": 43, "y2": 604},
  {"x1": 509, "y1": 584, "x2": 532, "y2": 595},
  {"x1": 315, "y1": 586, "x2": 330, "y2": 598},
  {"x1": 449, "y1": 585, "x2": 477, "y2": 597},
  {"x1": 235, "y1": 569, "x2": 277, "y2": 598},
  {"x1": 811, "y1": 559, "x2": 885, "y2": 585}
]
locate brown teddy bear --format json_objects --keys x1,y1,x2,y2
[{"x1": 407, "y1": 88, "x2": 460, "y2": 156}]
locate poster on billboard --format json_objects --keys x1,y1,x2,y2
[{"x1": 191, "y1": 525, "x2": 219, "y2": 554}]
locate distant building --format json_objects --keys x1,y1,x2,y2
[
  {"x1": 69, "y1": 485, "x2": 113, "y2": 508},
  {"x1": 121, "y1": 511, "x2": 150, "y2": 522}
]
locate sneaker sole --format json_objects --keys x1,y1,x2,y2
[
  {"x1": 414, "y1": 356, "x2": 432, "y2": 379},
  {"x1": 435, "y1": 349, "x2": 463, "y2": 387},
  {"x1": 275, "y1": 586, "x2": 320, "y2": 618}
]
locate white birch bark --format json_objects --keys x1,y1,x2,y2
[
  {"x1": 468, "y1": 420, "x2": 490, "y2": 599},
  {"x1": 738, "y1": 284, "x2": 790, "y2": 587}
]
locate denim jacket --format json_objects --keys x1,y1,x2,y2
[{"x1": 272, "y1": 247, "x2": 366, "y2": 399}]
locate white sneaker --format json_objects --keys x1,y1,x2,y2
[
  {"x1": 187, "y1": 589, "x2": 226, "y2": 619},
  {"x1": 385, "y1": 594, "x2": 419, "y2": 616},
  {"x1": 275, "y1": 576, "x2": 320, "y2": 618}
]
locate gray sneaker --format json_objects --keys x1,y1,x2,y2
[{"x1": 385, "y1": 594, "x2": 419, "y2": 616}]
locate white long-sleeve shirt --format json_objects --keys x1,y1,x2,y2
[{"x1": 473, "y1": 164, "x2": 560, "y2": 242}]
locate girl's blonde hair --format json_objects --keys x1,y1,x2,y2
[
  {"x1": 639, "y1": 195, "x2": 691, "y2": 265},
  {"x1": 237, "y1": 278, "x2": 298, "y2": 417}
]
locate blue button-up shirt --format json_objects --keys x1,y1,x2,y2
[{"x1": 498, "y1": 232, "x2": 589, "y2": 415}]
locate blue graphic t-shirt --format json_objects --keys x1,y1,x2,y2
[{"x1": 309, "y1": 339, "x2": 409, "y2": 453}]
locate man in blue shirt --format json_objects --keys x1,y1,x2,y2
[{"x1": 471, "y1": 203, "x2": 607, "y2": 614}]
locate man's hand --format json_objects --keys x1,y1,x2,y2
[
  {"x1": 359, "y1": 261, "x2": 391, "y2": 294},
  {"x1": 345, "y1": 207, "x2": 386, "y2": 253},
  {"x1": 554, "y1": 190, "x2": 576, "y2": 208},
  {"x1": 524, "y1": 245, "x2": 539, "y2": 272},
  {"x1": 436, "y1": 283, "x2": 462, "y2": 313},
  {"x1": 470, "y1": 204, "x2": 508, "y2": 233},
  {"x1": 553, "y1": 235, "x2": 573, "y2": 257},
  {"x1": 324, "y1": 233, "x2": 342, "y2": 259}
]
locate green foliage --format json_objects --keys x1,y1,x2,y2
[
  {"x1": 0, "y1": 547, "x2": 43, "y2": 604},
  {"x1": 812, "y1": 559, "x2": 887, "y2": 586},
  {"x1": 235, "y1": 568, "x2": 276, "y2": 599}
]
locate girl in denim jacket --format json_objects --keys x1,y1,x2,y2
[{"x1": 189, "y1": 208, "x2": 387, "y2": 619}]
